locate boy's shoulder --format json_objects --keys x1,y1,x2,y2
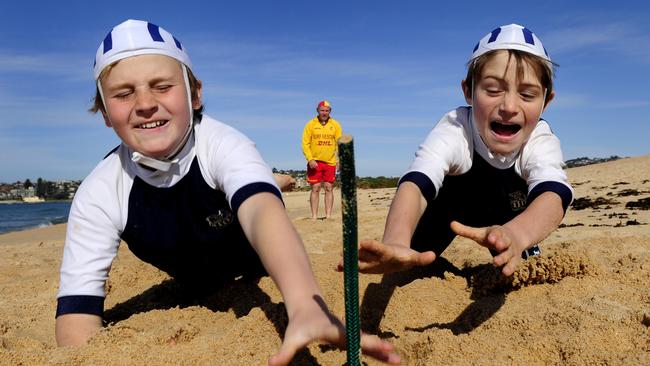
[
  {"x1": 73, "y1": 145, "x2": 131, "y2": 204},
  {"x1": 520, "y1": 119, "x2": 563, "y2": 157},
  {"x1": 432, "y1": 107, "x2": 473, "y2": 135},
  {"x1": 448, "y1": 106, "x2": 471, "y2": 124},
  {"x1": 531, "y1": 119, "x2": 554, "y2": 135},
  {"x1": 93, "y1": 144, "x2": 130, "y2": 177},
  {"x1": 435, "y1": 107, "x2": 471, "y2": 126}
]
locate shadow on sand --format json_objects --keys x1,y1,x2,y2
[
  {"x1": 103, "y1": 277, "x2": 322, "y2": 365},
  {"x1": 360, "y1": 258, "x2": 507, "y2": 337}
]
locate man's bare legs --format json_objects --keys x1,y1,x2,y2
[
  {"x1": 324, "y1": 182, "x2": 334, "y2": 219},
  {"x1": 310, "y1": 183, "x2": 321, "y2": 220}
]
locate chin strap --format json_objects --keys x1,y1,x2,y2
[
  {"x1": 130, "y1": 152, "x2": 179, "y2": 171},
  {"x1": 98, "y1": 64, "x2": 195, "y2": 172}
]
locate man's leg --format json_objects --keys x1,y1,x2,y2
[
  {"x1": 324, "y1": 182, "x2": 334, "y2": 218},
  {"x1": 310, "y1": 183, "x2": 321, "y2": 220}
]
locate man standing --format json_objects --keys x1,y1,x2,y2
[{"x1": 302, "y1": 100, "x2": 342, "y2": 220}]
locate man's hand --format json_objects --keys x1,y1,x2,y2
[
  {"x1": 450, "y1": 221, "x2": 526, "y2": 276},
  {"x1": 337, "y1": 239, "x2": 436, "y2": 274},
  {"x1": 308, "y1": 160, "x2": 319, "y2": 169}
]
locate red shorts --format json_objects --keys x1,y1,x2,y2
[{"x1": 307, "y1": 161, "x2": 336, "y2": 184}]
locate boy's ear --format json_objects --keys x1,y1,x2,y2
[
  {"x1": 192, "y1": 79, "x2": 203, "y2": 110},
  {"x1": 101, "y1": 110, "x2": 112, "y2": 128},
  {"x1": 461, "y1": 80, "x2": 472, "y2": 105},
  {"x1": 543, "y1": 90, "x2": 555, "y2": 111}
]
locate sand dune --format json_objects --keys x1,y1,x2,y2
[{"x1": 0, "y1": 155, "x2": 648, "y2": 365}]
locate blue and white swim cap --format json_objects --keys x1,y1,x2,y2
[
  {"x1": 93, "y1": 19, "x2": 196, "y2": 171},
  {"x1": 470, "y1": 24, "x2": 550, "y2": 62},
  {"x1": 93, "y1": 19, "x2": 193, "y2": 80}
]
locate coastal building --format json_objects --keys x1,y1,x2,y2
[
  {"x1": 10, "y1": 186, "x2": 36, "y2": 199},
  {"x1": 23, "y1": 196, "x2": 45, "y2": 203}
]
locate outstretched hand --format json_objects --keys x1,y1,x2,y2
[
  {"x1": 336, "y1": 239, "x2": 436, "y2": 274},
  {"x1": 273, "y1": 173, "x2": 296, "y2": 192},
  {"x1": 268, "y1": 296, "x2": 401, "y2": 366},
  {"x1": 450, "y1": 221, "x2": 525, "y2": 276}
]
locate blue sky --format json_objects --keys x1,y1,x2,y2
[{"x1": 1, "y1": 1, "x2": 649, "y2": 182}]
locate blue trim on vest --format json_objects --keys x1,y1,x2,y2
[
  {"x1": 399, "y1": 171, "x2": 436, "y2": 203},
  {"x1": 528, "y1": 181, "x2": 573, "y2": 213},
  {"x1": 231, "y1": 182, "x2": 283, "y2": 214},
  {"x1": 56, "y1": 295, "x2": 104, "y2": 317}
]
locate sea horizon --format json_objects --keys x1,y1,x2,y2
[{"x1": 0, "y1": 201, "x2": 71, "y2": 236}]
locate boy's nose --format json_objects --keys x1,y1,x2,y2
[
  {"x1": 499, "y1": 92, "x2": 518, "y2": 114},
  {"x1": 134, "y1": 89, "x2": 158, "y2": 114}
]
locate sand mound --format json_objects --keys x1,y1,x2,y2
[{"x1": 470, "y1": 249, "x2": 599, "y2": 296}]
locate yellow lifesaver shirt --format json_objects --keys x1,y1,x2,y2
[{"x1": 301, "y1": 117, "x2": 342, "y2": 166}]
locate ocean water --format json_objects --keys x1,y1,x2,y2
[{"x1": 0, "y1": 201, "x2": 72, "y2": 235}]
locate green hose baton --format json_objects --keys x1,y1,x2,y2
[{"x1": 338, "y1": 134, "x2": 361, "y2": 366}]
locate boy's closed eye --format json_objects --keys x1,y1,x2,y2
[
  {"x1": 113, "y1": 89, "x2": 134, "y2": 99},
  {"x1": 519, "y1": 92, "x2": 537, "y2": 101},
  {"x1": 518, "y1": 87, "x2": 542, "y2": 101},
  {"x1": 485, "y1": 87, "x2": 503, "y2": 96},
  {"x1": 152, "y1": 84, "x2": 173, "y2": 92}
]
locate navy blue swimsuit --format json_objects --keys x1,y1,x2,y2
[
  {"x1": 121, "y1": 157, "x2": 269, "y2": 287},
  {"x1": 402, "y1": 152, "x2": 571, "y2": 256}
]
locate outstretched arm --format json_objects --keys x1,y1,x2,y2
[
  {"x1": 338, "y1": 181, "x2": 435, "y2": 274},
  {"x1": 237, "y1": 192, "x2": 400, "y2": 366},
  {"x1": 55, "y1": 313, "x2": 102, "y2": 346},
  {"x1": 382, "y1": 182, "x2": 428, "y2": 247},
  {"x1": 451, "y1": 191, "x2": 564, "y2": 276}
]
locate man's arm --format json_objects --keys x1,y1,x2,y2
[{"x1": 301, "y1": 123, "x2": 314, "y2": 162}]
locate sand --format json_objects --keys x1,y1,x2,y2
[{"x1": 0, "y1": 155, "x2": 648, "y2": 365}]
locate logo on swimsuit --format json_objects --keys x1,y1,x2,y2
[
  {"x1": 508, "y1": 191, "x2": 527, "y2": 211},
  {"x1": 205, "y1": 208, "x2": 233, "y2": 229}
]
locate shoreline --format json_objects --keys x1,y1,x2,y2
[
  {"x1": 0, "y1": 220, "x2": 68, "y2": 237},
  {"x1": 0, "y1": 200, "x2": 71, "y2": 236},
  {"x1": 0, "y1": 199, "x2": 72, "y2": 205}
]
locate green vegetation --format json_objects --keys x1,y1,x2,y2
[
  {"x1": 273, "y1": 167, "x2": 399, "y2": 190},
  {"x1": 356, "y1": 176, "x2": 399, "y2": 189}
]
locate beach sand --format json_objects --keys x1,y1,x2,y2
[{"x1": 0, "y1": 155, "x2": 649, "y2": 365}]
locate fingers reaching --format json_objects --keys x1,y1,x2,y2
[
  {"x1": 360, "y1": 333, "x2": 402, "y2": 365},
  {"x1": 450, "y1": 221, "x2": 487, "y2": 243},
  {"x1": 493, "y1": 248, "x2": 521, "y2": 276},
  {"x1": 268, "y1": 322, "x2": 344, "y2": 366},
  {"x1": 268, "y1": 316, "x2": 401, "y2": 366},
  {"x1": 413, "y1": 250, "x2": 436, "y2": 267}
]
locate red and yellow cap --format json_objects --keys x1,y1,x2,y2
[{"x1": 317, "y1": 100, "x2": 331, "y2": 109}]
